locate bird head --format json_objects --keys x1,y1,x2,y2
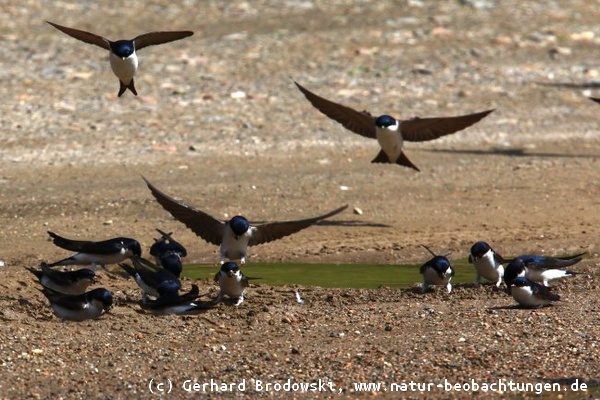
[
  {"x1": 90, "y1": 288, "x2": 113, "y2": 310},
  {"x1": 469, "y1": 241, "x2": 491, "y2": 261},
  {"x1": 375, "y1": 115, "x2": 399, "y2": 130},
  {"x1": 229, "y1": 216, "x2": 250, "y2": 239},
  {"x1": 111, "y1": 40, "x2": 134, "y2": 59},
  {"x1": 220, "y1": 261, "x2": 240, "y2": 278}
]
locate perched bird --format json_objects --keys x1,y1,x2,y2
[
  {"x1": 294, "y1": 81, "x2": 494, "y2": 171},
  {"x1": 468, "y1": 241, "x2": 505, "y2": 287},
  {"x1": 509, "y1": 277, "x2": 560, "y2": 308},
  {"x1": 118, "y1": 256, "x2": 181, "y2": 300},
  {"x1": 27, "y1": 262, "x2": 96, "y2": 295},
  {"x1": 40, "y1": 287, "x2": 113, "y2": 322},
  {"x1": 419, "y1": 245, "x2": 455, "y2": 293},
  {"x1": 46, "y1": 21, "x2": 193, "y2": 97},
  {"x1": 46, "y1": 231, "x2": 141, "y2": 270},
  {"x1": 213, "y1": 262, "x2": 250, "y2": 306},
  {"x1": 144, "y1": 177, "x2": 348, "y2": 264},
  {"x1": 140, "y1": 284, "x2": 206, "y2": 315},
  {"x1": 504, "y1": 253, "x2": 584, "y2": 289},
  {"x1": 149, "y1": 229, "x2": 187, "y2": 277}
]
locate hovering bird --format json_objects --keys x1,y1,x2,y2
[
  {"x1": 149, "y1": 229, "x2": 187, "y2": 277},
  {"x1": 213, "y1": 262, "x2": 251, "y2": 306},
  {"x1": 140, "y1": 284, "x2": 205, "y2": 315},
  {"x1": 46, "y1": 21, "x2": 193, "y2": 97},
  {"x1": 40, "y1": 287, "x2": 113, "y2": 322},
  {"x1": 509, "y1": 277, "x2": 560, "y2": 308},
  {"x1": 46, "y1": 231, "x2": 141, "y2": 270},
  {"x1": 294, "y1": 81, "x2": 494, "y2": 171},
  {"x1": 503, "y1": 253, "x2": 584, "y2": 289},
  {"x1": 468, "y1": 241, "x2": 505, "y2": 287},
  {"x1": 118, "y1": 256, "x2": 182, "y2": 300},
  {"x1": 419, "y1": 245, "x2": 455, "y2": 293},
  {"x1": 27, "y1": 262, "x2": 96, "y2": 295},
  {"x1": 144, "y1": 177, "x2": 348, "y2": 265}
]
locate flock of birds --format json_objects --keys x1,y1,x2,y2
[{"x1": 24, "y1": 21, "x2": 589, "y2": 321}]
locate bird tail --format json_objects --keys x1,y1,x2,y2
[
  {"x1": 118, "y1": 79, "x2": 137, "y2": 97},
  {"x1": 118, "y1": 262, "x2": 137, "y2": 278},
  {"x1": 371, "y1": 150, "x2": 420, "y2": 171}
]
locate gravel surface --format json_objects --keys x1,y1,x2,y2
[{"x1": 1, "y1": 1, "x2": 600, "y2": 399}]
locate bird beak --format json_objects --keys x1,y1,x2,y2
[{"x1": 227, "y1": 271, "x2": 234, "y2": 277}]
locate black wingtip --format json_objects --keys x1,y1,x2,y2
[{"x1": 589, "y1": 97, "x2": 600, "y2": 104}]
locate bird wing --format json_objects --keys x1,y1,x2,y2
[
  {"x1": 248, "y1": 205, "x2": 348, "y2": 246},
  {"x1": 294, "y1": 81, "x2": 376, "y2": 139},
  {"x1": 531, "y1": 282, "x2": 560, "y2": 302},
  {"x1": 132, "y1": 256, "x2": 181, "y2": 290},
  {"x1": 46, "y1": 21, "x2": 110, "y2": 50},
  {"x1": 41, "y1": 288, "x2": 87, "y2": 310},
  {"x1": 144, "y1": 177, "x2": 225, "y2": 246},
  {"x1": 400, "y1": 109, "x2": 494, "y2": 142},
  {"x1": 522, "y1": 253, "x2": 585, "y2": 270},
  {"x1": 47, "y1": 231, "x2": 96, "y2": 252},
  {"x1": 133, "y1": 31, "x2": 194, "y2": 50}
]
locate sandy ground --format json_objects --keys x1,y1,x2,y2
[{"x1": 1, "y1": 1, "x2": 600, "y2": 399}]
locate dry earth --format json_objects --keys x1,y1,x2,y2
[{"x1": 1, "y1": 1, "x2": 600, "y2": 399}]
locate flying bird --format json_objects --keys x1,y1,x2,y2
[
  {"x1": 46, "y1": 231, "x2": 141, "y2": 270},
  {"x1": 46, "y1": 21, "x2": 193, "y2": 97},
  {"x1": 294, "y1": 80, "x2": 494, "y2": 171},
  {"x1": 143, "y1": 177, "x2": 348, "y2": 264}
]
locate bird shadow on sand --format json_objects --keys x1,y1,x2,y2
[
  {"x1": 423, "y1": 148, "x2": 600, "y2": 160},
  {"x1": 534, "y1": 80, "x2": 600, "y2": 90}
]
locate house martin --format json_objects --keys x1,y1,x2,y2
[
  {"x1": 40, "y1": 287, "x2": 113, "y2": 322},
  {"x1": 149, "y1": 229, "x2": 187, "y2": 277},
  {"x1": 144, "y1": 177, "x2": 348, "y2": 264},
  {"x1": 509, "y1": 277, "x2": 560, "y2": 308},
  {"x1": 419, "y1": 245, "x2": 455, "y2": 293},
  {"x1": 140, "y1": 284, "x2": 207, "y2": 315},
  {"x1": 294, "y1": 80, "x2": 494, "y2": 171},
  {"x1": 46, "y1": 231, "x2": 141, "y2": 270},
  {"x1": 46, "y1": 21, "x2": 193, "y2": 97},
  {"x1": 504, "y1": 253, "x2": 584, "y2": 289},
  {"x1": 468, "y1": 241, "x2": 505, "y2": 287},
  {"x1": 118, "y1": 256, "x2": 181, "y2": 300},
  {"x1": 27, "y1": 262, "x2": 96, "y2": 295},
  {"x1": 213, "y1": 262, "x2": 250, "y2": 306}
]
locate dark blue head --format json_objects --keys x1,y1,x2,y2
[
  {"x1": 375, "y1": 115, "x2": 397, "y2": 129},
  {"x1": 110, "y1": 40, "x2": 134, "y2": 58},
  {"x1": 151, "y1": 240, "x2": 187, "y2": 258},
  {"x1": 470, "y1": 241, "x2": 491, "y2": 259},
  {"x1": 431, "y1": 256, "x2": 453, "y2": 275},
  {"x1": 157, "y1": 280, "x2": 181, "y2": 298},
  {"x1": 127, "y1": 240, "x2": 142, "y2": 257},
  {"x1": 504, "y1": 258, "x2": 526, "y2": 287},
  {"x1": 73, "y1": 268, "x2": 96, "y2": 282},
  {"x1": 220, "y1": 261, "x2": 240, "y2": 276},
  {"x1": 160, "y1": 253, "x2": 183, "y2": 278},
  {"x1": 229, "y1": 216, "x2": 250, "y2": 238},
  {"x1": 510, "y1": 276, "x2": 530, "y2": 288},
  {"x1": 89, "y1": 288, "x2": 113, "y2": 309}
]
